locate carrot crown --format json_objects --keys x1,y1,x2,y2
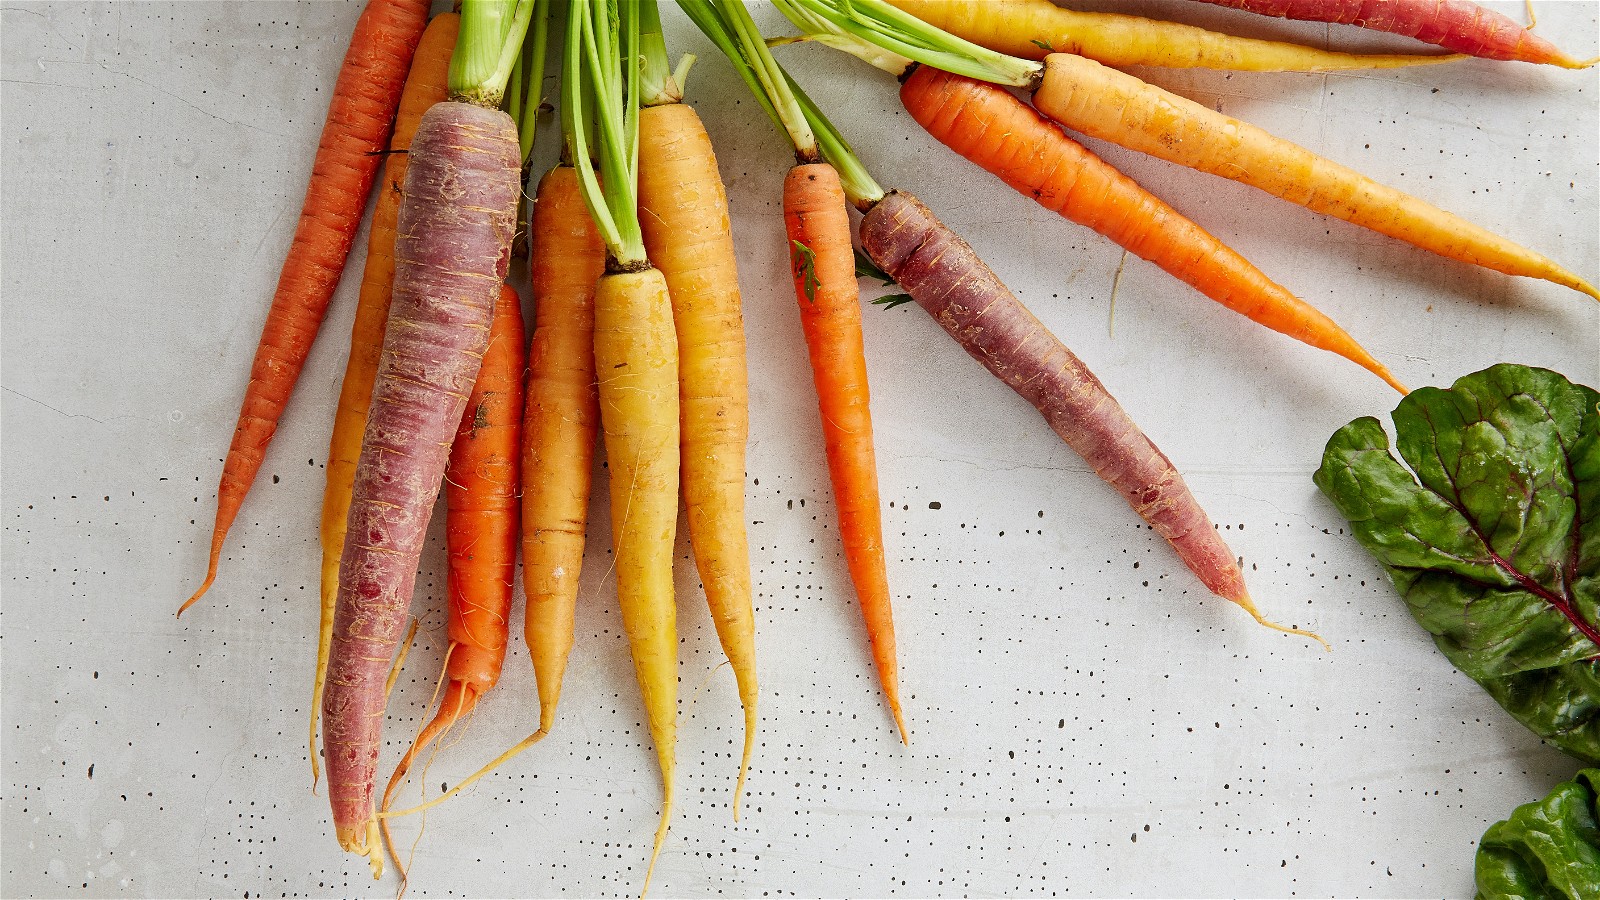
[
  {"x1": 683, "y1": 0, "x2": 885, "y2": 209},
  {"x1": 773, "y1": 0, "x2": 1040, "y2": 88},
  {"x1": 637, "y1": 0, "x2": 695, "y2": 107},
  {"x1": 452, "y1": 0, "x2": 539, "y2": 107},
  {"x1": 564, "y1": 0, "x2": 646, "y2": 268}
]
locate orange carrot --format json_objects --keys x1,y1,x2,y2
[
  {"x1": 309, "y1": 9, "x2": 458, "y2": 790},
  {"x1": 899, "y1": 64, "x2": 1407, "y2": 392},
  {"x1": 785, "y1": 164, "x2": 907, "y2": 741},
  {"x1": 522, "y1": 165, "x2": 607, "y2": 733},
  {"x1": 378, "y1": 282, "x2": 525, "y2": 878},
  {"x1": 180, "y1": 0, "x2": 431, "y2": 615}
]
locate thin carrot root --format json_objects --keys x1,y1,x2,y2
[
  {"x1": 176, "y1": 550, "x2": 220, "y2": 617},
  {"x1": 642, "y1": 779, "x2": 673, "y2": 898},
  {"x1": 733, "y1": 705, "x2": 755, "y2": 820},
  {"x1": 1234, "y1": 594, "x2": 1330, "y2": 651},
  {"x1": 379, "y1": 643, "x2": 462, "y2": 880},
  {"x1": 379, "y1": 728, "x2": 551, "y2": 820},
  {"x1": 383, "y1": 618, "x2": 423, "y2": 699}
]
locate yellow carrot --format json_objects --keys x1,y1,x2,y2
[
  {"x1": 887, "y1": 0, "x2": 1463, "y2": 70},
  {"x1": 638, "y1": 100, "x2": 758, "y2": 817},
  {"x1": 1030, "y1": 52, "x2": 1600, "y2": 301}
]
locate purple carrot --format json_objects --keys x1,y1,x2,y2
[
  {"x1": 321, "y1": 100, "x2": 521, "y2": 868},
  {"x1": 859, "y1": 191, "x2": 1326, "y2": 647},
  {"x1": 1190, "y1": 0, "x2": 1595, "y2": 67}
]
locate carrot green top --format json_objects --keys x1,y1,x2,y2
[
  {"x1": 452, "y1": 0, "x2": 539, "y2": 107},
  {"x1": 681, "y1": 0, "x2": 885, "y2": 209},
  {"x1": 564, "y1": 0, "x2": 647, "y2": 268},
  {"x1": 505, "y1": 0, "x2": 551, "y2": 164},
  {"x1": 772, "y1": 0, "x2": 1041, "y2": 88}
]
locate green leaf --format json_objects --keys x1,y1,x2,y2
[
  {"x1": 1029, "y1": 38, "x2": 1055, "y2": 52},
  {"x1": 1314, "y1": 363, "x2": 1600, "y2": 765},
  {"x1": 871, "y1": 293, "x2": 914, "y2": 310},
  {"x1": 1475, "y1": 769, "x2": 1600, "y2": 900},
  {"x1": 791, "y1": 240, "x2": 821, "y2": 303},
  {"x1": 853, "y1": 247, "x2": 895, "y2": 285}
]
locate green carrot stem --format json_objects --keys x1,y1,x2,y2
[
  {"x1": 564, "y1": 0, "x2": 645, "y2": 266},
  {"x1": 451, "y1": 0, "x2": 540, "y2": 107}
]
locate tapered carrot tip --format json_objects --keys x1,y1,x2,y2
[
  {"x1": 732, "y1": 709, "x2": 755, "y2": 821},
  {"x1": 337, "y1": 818, "x2": 384, "y2": 880},
  {"x1": 891, "y1": 705, "x2": 910, "y2": 746},
  {"x1": 1232, "y1": 593, "x2": 1331, "y2": 652},
  {"x1": 175, "y1": 567, "x2": 216, "y2": 617},
  {"x1": 1376, "y1": 367, "x2": 1410, "y2": 396},
  {"x1": 641, "y1": 792, "x2": 671, "y2": 898}
]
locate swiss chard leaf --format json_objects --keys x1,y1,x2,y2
[
  {"x1": 1315, "y1": 364, "x2": 1600, "y2": 764},
  {"x1": 1475, "y1": 769, "x2": 1600, "y2": 900}
]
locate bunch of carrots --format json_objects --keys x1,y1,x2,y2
[{"x1": 176, "y1": 0, "x2": 1595, "y2": 891}]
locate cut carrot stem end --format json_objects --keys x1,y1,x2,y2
[{"x1": 1233, "y1": 594, "x2": 1330, "y2": 651}]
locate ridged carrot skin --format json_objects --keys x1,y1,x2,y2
[
  {"x1": 886, "y1": 0, "x2": 1461, "y2": 70},
  {"x1": 322, "y1": 101, "x2": 521, "y2": 865},
  {"x1": 593, "y1": 266, "x2": 682, "y2": 892},
  {"x1": 783, "y1": 163, "x2": 907, "y2": 741},
  {"x1": 860, "y1": 191, "x2": 1323, "y2": 646},
  {"x1": 522, "y1": 165, "x2": 607, "y2": 733},
  {"x1": 1031, "y1": 52, "x2": 1600, "y2": 301},
  {"x1": 637, "y1": 101, "x2": 758, "y2": 813},
  {"x1": 310, "y1": 10, "x2": 458, "y2": 789},
  {"x1": 1189, "y1": 0, "x2": 1596, "y2": 68},
  {"x1": 181, "y1": 0, "x2": 432, "y2": 614},
  {"x1": 901, "y1": 65, "x2": 1406, "y2": 392},
  {"x1": 377, "y1": 282, "x2": 524, "y2": 872},
  {"x1": 440, "y1": 281, "x2": 525, "y2": 699}
]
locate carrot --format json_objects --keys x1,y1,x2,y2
[
  {"x1": 178, "y1": 0, "x2": 431, "y2": 616},
  {"x1": 681, "y1": 0, "x2": 907, "y2": 740},
  {"x1": 636, "y1": 83, "x2": 759, "y2": 819},
  {"x1": 1187, "y1": 0, "x2": 1597, "y2": 68},
  {"x1": 784, "y1": 165, "x2": 909, "y2": 739},
  {"x1": 860, "y1": 191, "x2": 1328, "y2": 648},
  {"x1": 522, "y1": 164, "x2": 607, "y2": 734},
  {"x1": 702, "y1": 7, "x2": 1320, "y2": 645},
  {"x1": 557, "y1": 2, "x2": 680, "y2": 888},
  {"x1": 1029, "y1": 51, "x2": 1600, "y2": 301},
  {"x1": 779, "y1": 0, "x2": 1600, "y2": 302},
  {"x1": 898, "y1": 64, "x2": 1407, "y2": 393},
  {"x1": 320, "y1": 1, "x2": 531, "y2": 875},
  {"x1": 377, "y1": 282, "x2": 524, "y2": 878},
  {"x1": 885, "y1": 0, "x2": 1464, "y2": 70},
  {"x1": 309, "y1": 10, "x2": 458, "y2": 791}
]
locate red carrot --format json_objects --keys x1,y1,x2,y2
[
  {"x1": 179, "y1": 0, "x2": 431, "y2": 615},
  {"x1": 1188, "y1": 0, "x2": 1596, "y2": 68}
]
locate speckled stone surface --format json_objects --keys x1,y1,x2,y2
[{"x1": 3, "y1": 2, "x2": 1596, "y2": 897}]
